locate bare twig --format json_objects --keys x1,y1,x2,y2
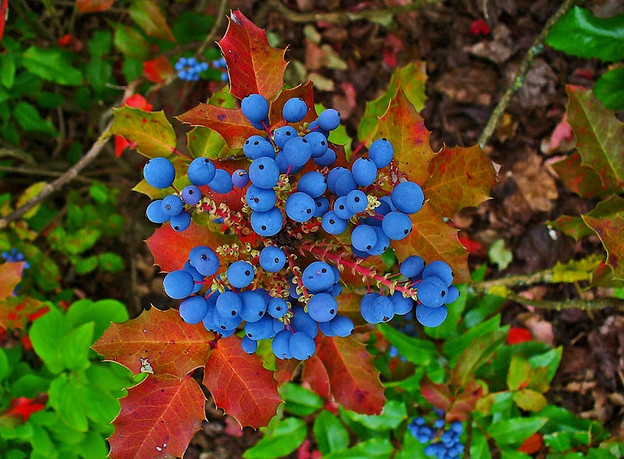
[
  {"x1": 267, "y1": 0, "x2": 436, "y2": 24},
  {"x1": 502, "y1": 292, "x2": 624, "y2": 312},
  {"x1": 0, "y1": 165, "x2": 93, "y2": 183},
  {"x1": 195, "y1": 0, "x2": 229, "y2": 58},
  {"x1": 478, "y1": 0, "x2": 578, "y2": 147}
]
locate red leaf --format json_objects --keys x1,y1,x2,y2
[
  {"x1": 518, "y1": 432, "x2": 544, "y2": 454},
  {"x1": 0, "y1": 0, "x2": 7, "y2": 42},
  {"x1": 0, "y1": 296, "x2": 47, "y2": 330},
  {"x1": 145, "y1": 222, "x2": 232, "y2": 273},
  {"x1": 92, "y1": 308, "x2": 214, "y2": 378},
  {"x1": 582, "y1": 213, "x2": 624, "y2": 280},
  {"x1": 76, "y1": 0, "x2": 114, "y2": 13},
  {"x1": 424, "y1": 145, "x2": 496, "y2": 217},
  {"x1": 125, "y1": 94, "x2": 153, "y2": 111},
  {"x1": 201, "y1": 158, "x2": 252, "y2": 214},
  {"x1": 507, "y1": 327, "x2": 533, "y2": 345},
  {"x1": 217, "y1": 10, "x2": 287, "y2": 100},
  {"x1": 0, "y1": 262, "x2": 25, "y2": 301},
  {"x1": 551, "y1": 152, "x2": 606, "y2": 198},
  {"x1": 420, "y1": 376, "x2": 452, "y2": 412},
  {"x1": 109, "y1": 374, "x2": 206, "y2": 459},
  {"x1": 2, "y1": 395, "x2": 47, "y2": 423},
  {"x1": 275, "y1": 358, "x2": 299, "y2": 386},
  {"x1": 447, "y1": 380, "x2": 482, "y2": 422},
  {"x1": 177, "y1": 104, "x2": 261, "y2": 149},
  {"x1": 143, "y1": 56, "x2": 174, "y2": 84},
  {"x1": 269, "y1": 82, "x2": 317, "y2": 126},
  {"x1": 301, "y1": 355, "x2": 331, "y2": 399},
  {"x1": 203, "y1": 336, "x2": 281, "y2": 428},
  {"x1": 469, "y1": 19, "x2": 491, "y2": 36},
  {"x1": 316, "y1": 336, "x2": 385, "y2": 415}
]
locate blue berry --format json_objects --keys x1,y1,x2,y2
[
  {"x1": 170, "y1": 210, "x2": 191, "y2": 231},
  {"x1": 245, "y1": 315, "x2": 274, "y2": 340},
  {"x1": 189, "y1": 246, "x2": 219, "y2": 277},
  {"x1": 390, "y1": 291, "x2": 414, "y2": 315},
  {"x1": 369, "y1": 138, "x2": 394, "y2": 168},
  {"x1": 297, "y1": 171, "x2": 327, "y2": 198},
  {"x1": 289, "y1": 332, "x2": 316, "y2": 360},
  {"x1": 291, "y1": 307, "x2": 318, "y2": 338},
  {"x1": 422, "y1": 261, "x2": 454, "y2": 287},
  {"x1": 334, "y1": 196, "x2": 354, "y2": 220},
  {"x1": 417, "y1": 277, "x2": 448, "y2": 307},
  {"x1": 330, "y1": 315, "x2": 354, "y2": 337},
  {"x1": 345, "y1": 189, "x2": 368, "y2": 213},
  {"x1": 313, "y1": 147, "x2": 336, "y2": 167},
  {"x1": 241, "y1": 94, "x2": 269, "y2": 123},
  {"x1": 144, "y1": 157, "x2": 175, "y2": 189},
  {"x1": 246, "y1": 185, "x2": 277, "y2": 212},
  {"x1": 314, "y1": 197, "x2": 330, "y2": 217},
  {"x1": 227, "y1": 260, "x2": 255, "y2": 288},
  {"x1": 321, "y1": 211, "x2": 347, "y2": 235},
  {"x1": 282, "y1": 98, "x2": 308, "y2": 123},
  {"x1": 382, "y1": 211, "x2": 412, "y2": 240},
  {"x1": 317, "y1": 109, "x2": 341, "y2": 131},
  {"x1": 416, "y1": 304, "x2": 448, "y2": 327},
  {"x1": 302, "y1": 261, "x2": 334, "y2": 293},
  {"x1": 249, "y1": 157, "x2": 280, "y2": 189},
  {"x1": 232, "y1": 169, "x2": 250, "y2": 188},
  {"x1": 445, "y1": 286, "x2": 460, "y2": 304},
  {"x1": 244, "y1": 135, "x2": 275, "y2": 160},
  {"x1": 208, "y1": 169, "x2": 233, "y2": 194},
  {"x1": 182, "y1": 185, "x2": 201, "y2": 205},
  {"x1": 283, "y1": 137, "x2": 312, "y2": 168},
  {"x1": 351, "y1": 157, "x2": 378, "y2": 187},
  {"x1": 259, "y1": 246, "x2": 286, "y2": 272},
  {"x1": 240, "y1": 290, "x2": 268, "y2": 322},
  {"x1": 163, "y1": 270, "x2": 195, "y2": 299},
  {"x1": 304, "y1": 131, "x2": 329, "y2": 157},
  {"x1": 241, "y1": 336, "x2": 258, "y2": 354},
  {"x1": 216, "y1": 290, "x2": 242, "y2": 317},
  {"x1": 146, "y1": 200, "x2": 170, "y2": 224},
  {"x1": 285, "y1": 192, "x2": 315, "y2": 222},
  {"x1": 161, "y1": 194, "x2": 184, "y2": 216},
  {"x1": 273, "y1": 126, "x2": 298, "y2": 149},
  {"x1": 268, "y1": 297, "x2": 288, "y2": 318},
  {"x1": 391, "y1": 181, "x2": 424, "y2": 214},
  {"x1": 272, "y1": 330, "x2": 293, "y2": 359},
  {"x1": 307, "y1": 293, "x2": 338, "y2": 322},
  {"x1": 400, "y1": 255, "x2": 425, "y2": 278},
  {"x1": 351, "y1": 225, "x2": 378, "y2": 252},
  {"x1": 360, "y1": 293, "x2": 394, "y2": 324},
  {"x1": 188, "y1": 157, "x2": 216, "y2": 185},
  {"x1": 179, "y1": 296, "x2": 209, "y2": 324},
  {"x1": 251, "y1": 207, "x2": 283, "y2": 236}
]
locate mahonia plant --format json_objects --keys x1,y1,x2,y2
[{"x1": 94, "y1": 11, "x2": 496, "y2": 459}]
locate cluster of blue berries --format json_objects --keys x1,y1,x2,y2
[
  {"x1": 141, "y1": 91, "x2": 460, "y2": 359},
  {"x1": 409, "y1": 412, "x2": 464, "y2": 459},
  {"x1": 1, "y1": 248, "x2": 30, "y2": 269},
  {"x1": 211, "y1": 57, "x2": 229, "y2": 82},
  {"x1": 175, "y1": 57, "x2": 209, "y2": 81}
]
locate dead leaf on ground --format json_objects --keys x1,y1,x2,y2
[
  {"x1": 466, "y1": 24, "x2": 515, "y2": 64},
  {"x1": 433, "y1": 66, "x2": 497, "y2": 105}
]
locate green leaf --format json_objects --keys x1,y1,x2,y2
[
  {"x1": 88, "y1": 30, "x2": 112, "y2": 57},
  {"x1": 507, "y1": 355, "x2": 531, "y2": 391},
  {"x1": 85, "y1": 57, "x2": 113, "y2": 94},
  {"x1": 13, "y1": 102, "x2": 58, "y2": 136},
  {"x1": 114, "y1": 24, "x2": 150, "y2": 59},
  {"x1": 377, "y1": 323, "x2": 437, "y2": 366},
  {"x1": 30, "y1": 308, "x2": 69, "y2": 374},
  {"x1": 528, "y1": 346, "x2": 562, "y2": 383},
  {"x1": 451, "y1": 327, "x2": 508, "y2": 387},
  {"x1": 513, "y1": 389, "x2": 547, "y2": 412},
  {"x1": 49, "y1": 374, "x2": 89, "y2": 432},
  {"x1": 11, "y1": 374, "x2": 50, "y2": 398},
  {"x1": 313, "y1": 410, "x2": 350, "y2": 455},
  {"x1": 172, "y1": 11, "x2": 215, "y2": 45},
  {"x1": 594, "y1": 66, "x2": 624, "y2": 110},
  {"x1": 488, "y1": 239, "x2": 513, "y2": 271},
  {"x1": 97, "y1": 252, "x2": 124, "y2": 272},
  {"x1": 0, "y1": 54, "x2": 16, "y2": 88},
  {"x1": 0, "y1": 348, "x2": 8, "y2": 381},
  {"x1": 75, "y1": 430, "x2": 109, "y2": 459},
  {"x1": 186, "y1": 126, "x2": 231, "y2": 159},
  {"x1": 486, "y1": 417, "x2": 547, "y2": 445},
  {"x1": 30, "y1": 425, "x2": 55, "y2": 457},
  {"x1": 501, "y1": 451, "x2": 532, "y2": 459},
  {"x1": 324, "y1": 438, "x2": 393, "y2": 459},
  {"x1": 74, "y1": 256, "x2": 98, "y2": 275},
  {"x1": 111, "y1": 106, "x2": 177, "y2": 158},
  {"x1": 470, "y1": 429, "x2": 492, "y2": 459},
  {"x1": 66, "y1": 299, "x2": 128, "y2": 343},
  {"x1": 23, "y1": 46, "x2": 83, "y2": 86},
  {"x1": 341, "y1": 400, "x2": 407, "y2": 431},
  {"x1": 63, "y1": 228, "x2": 101, "y2": 255},
  {"x1": 547, "y1": 7, "x2": 624, "y2": 62},
  {"x1": 551, "y1": 255, "x2": 602, "y2": 283},
  {"x1": 279, "y1": 383, "x2": 323, "y2": 416},
  {"x1": 444, "y1": 315, "x2": 501, "y2": 366},
  {"x1": 243, "y1": 418, "x2": 307, "y2": 458},
  {"x1": 58, "y1": 322, "x2": 94, "y2": 371}
]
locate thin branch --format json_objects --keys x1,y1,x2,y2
[
  {"x1": 478, "y1": 0, "x2": 578, "y2": 147},
  {"x1": 196, "y1": 0, "x2": 229, "y2": 57},
  {"x1": 472, "y1": 269, "x2": 554, "y2": 290},
  {"x1": 267, "y1": 0, "x2": 436, "y2": 24},
  {"x1": 0, "y1": 165, "x2": 93, "y2": 183},
  {"x1": 502, "y1": 292, "x2": 624, "y2": 312}
]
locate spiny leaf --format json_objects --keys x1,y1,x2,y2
[
  {"x1": 203, "y1": 336, "x2": 281, "y2": 428},
  {"x1": 424, "y1": 145, "x2": 496, "y2": 217},
  {"x1": 301, "y1": 355, "x2": 331, "y2": 399},
  {"x1": 582, "y1": 213, "x2": 624, "y2": 280},
  {"x1": 111, "y1": 107, "x2": 177, "y2": 158},
  {"x1": 177, "y1": 103, "x2": 261, "y2": 148},
  {"x1": 393, "y1": 203, "x2": 470, "y2": 283},
  {"x1": 376, "y1": 87, "x2": 435, "y2": 185},
  {"x1": 145, "y1": 221, "x2": 233, "y2": 273},
  {"x1": 129, "y1": 0, "x2": 175, "y2": 42},
  {"x1": 566, "y1": 85, "x2": 624, "y2": 194},
  {"x1": 549, "y1": 195, "x2": 624, "y2": 241},
  {"x1": 217, "y1": 10, "x2": 287, "y2": 100},
  {"x1": 186, "y1": 126, "x2": 231, "y2": 159},
  {"x1": 109, "y1": 374, "x2": 206, "y2": 459},
  {"x1": 92, "y1": 308, "x2": 214, "y2": 378},
  {"x1": 358, "y1": 62, "x2": 427, "y2": 144},
  {"x1": 0, "y1": 262, "x2": 25, "y2": 302},
  {"x1": 316, "y1": 336, "x2": 385, "y2": 415}
]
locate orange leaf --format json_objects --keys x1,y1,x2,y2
[
  {"x1": 316, "y1": 336, "x2": 385, "y2": 415},
  {"x1": 92, "y1": 308, "x2": 214, "y2": 378},
  {"x1": 0, "y1": 262, "x2": 25, "y2": 302},
  {"x1": 76, "y1": 0, "x2": 114, "y2": 13},
  {"x1": 217, "y1": 10, "x2": 287, "y2": 100},
  {"x1": 143, "y1": 56, "x2": 174, "y2": 84},
  {"x1": 177, "y1": 104, "x2": 261, "y2": 149},
  {"x1": 302, "y1": 355, "x2": 331, "y2": 399},
  {"x1": 203, "y1": 336, "x2": 281, "y2": 428},
  {"x1": 145, "y1": 221, "x2": 232, "y2": 273},
  {"x1": 109, "y1": 374, "x2": 206, "y2": 459},
  {"x1": 518, "y1": 432, "x2": 544, "y2": 454},
  {"x1": 376, "y1": 87, "x2": 435, "y2": 186},
  {"x1": 393, "y1": 203, "x2": 470, "y2": 283},
  {"x1": 0, "y1": 297, "x2": 47, "y2": 330},
  {"x1": 420, "y1": 376, "x2": 452, "y2": 412},
  {"x1": 269, "y1": 82, "x2": 317, "y2": 125},
  {"x1": 424, "y1": 145, "x2": 496, "y2": 217}
]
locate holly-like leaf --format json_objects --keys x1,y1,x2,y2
[
  {"x1": 269, "y1": 82, "x2": 317, "y2": 126},
  {"x1": 393, "y1": 203, "x2": 470, "y2": 283},
  {"x1": 0, "y1": 296, "x2": 47, "y2": 330},
  {"x1": 186, "y1": 126, "x2": 231, "y2": 159},
  {"x1": 583, "y1": 213, "x2": 624, "y2": 280},
  {"x1": 145, "y1": 221, "x2": 232, "y2": 273},
  {"x1": 129, "y1": 0, "x2": 175, "y2": 42},
  {"x1": 92, "y1": 308, "x2": 214, "y2": 378},
  {"x1": 566, "y1": 85, "x2": 624, "y2": 194},
  {"x1": 316, "y1": 336, "x2": 385, "y2": 415},
  {"x1": 424, "y1": 145, "x2": 496, "y2": 217},
  {"x1": 0, "y1": 262, "x2": 25, "y2": 301},
  {"x1": 111, "y1": 107, "x2": 177, "y2": 159},
  {"x1": 217, "y1": 10, "x2": 287, "y2": 100},
  {"x1": 420, "y1": 376, "x2": 452, "y2": 412},
  {"x1": 358, "y1": 62, "x2": 427, "y2": 144},
  {"x1": 551, "y1": 152, "x2": 606, "y2": 198},
  {"x1": 203, "y1": 336, "x2": 281, "y2": 428},
  {"x1": 76, "y1": 0, "x2": 114, "y2": 13},
  {"x1": 177, "y1": 103, "x2": 261, "y2": 149},
  {"x1": 375, "y1": 87, "x2": 435, "y2": 185},
  {"x1": 109, "y1": 374, "x2": 206, "y2": 459}
]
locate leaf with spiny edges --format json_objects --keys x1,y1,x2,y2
[
  {"x1": 316, "y1": 335, "x2": 385, "y2": 415},
  {"x1": 302, "y1": 355, "x2": 331, "y2": 399},
  {"x1": 177, "y1": 103, "x2": 263, "y2": 149},
  {"x1": 549, "y1": 195, "x2": 624, "y2": 241},
  {"x1": 0, "y1": 262, "x2": 25, "y2": 301},
  {"x1": 393, "y1": 202, "x2": 470, "y2": 283},
  {"x1": 186, "y1": 126, "x2": 234, "y2": 159},
  {"x1": 566, "y1": 85, "x2": 624, "y2": 194},
  {"x1": 424, "y1": 145, "x2": 496, "y2": 217},
  {"x1": 109, "y1": 374, "x2": 206, "y2": 459},
  {"x1": 111, "y1": 107, "x2": 177, "y2": 158},
  {"x1": 583, "y1": 213, "x2": 624, "y2": 280},
  {"x1": 203, "y1": 336, "x2": 281, "y2": 428},
  {"x1": 552, "y1": 152, "x2": 607, "y2": 198},
  {"x1": 145, "y1": 221, "x2": 234, "y2": 273},
  {"x1": 358, "y1": 62, "x2": 428, "y2": 144},
  {"x1": 92, "y1": 308, "x2": 214, "y2": 378},
  {"x1": 375, "y1": 87, "x2": 435, "y2": 186},
  {"x1": 217, "y1": 10, "x2": 287, "y2": 100}
]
